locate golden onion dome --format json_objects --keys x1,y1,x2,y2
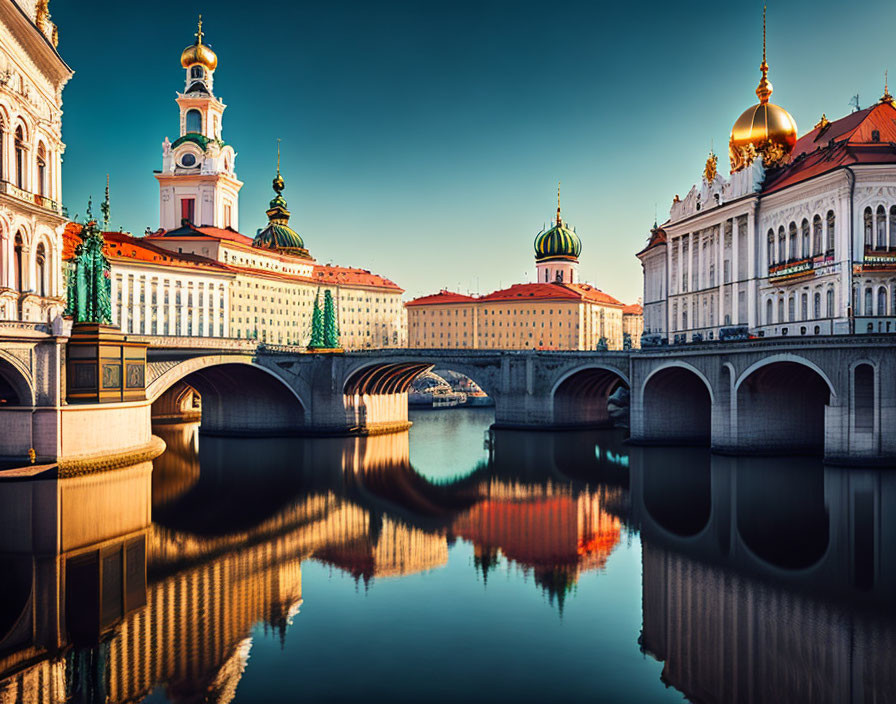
[
  {"x1": 728, "y1": 8, "x2": 797, "y2": 173},
  {"x1": 180, "y1": 16, "x2": 217, "y2": 71}
]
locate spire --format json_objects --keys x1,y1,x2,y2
[
  {"x1": 755, "y1": 5, "x2": 772, "y2": 104},
  {"x1": 556, "y1": 181, "x2": 562, "y2": 226},
  {"x1": 882, "y1": 70, "x2": 894, "y2": 105},
  {"x1": 273, "y1": 138, "x2": 285, "y2": 194},
  {"x1": 195, "y1": 14, "x2": 204, "y2": 45},
  {"x1": 101, "y1": 174, "x2": 110, "y2": 230}
]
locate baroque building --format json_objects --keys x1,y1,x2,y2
[
  {"x1": 59, "y1": 20, "x2": 405, "y2": 349},
  {"x1": 407, "y1": 195, "x2": 638, "y2": 350},
  {"x1": 0, "y1": 0, "x2": 70, "y2": 324},
  {"x1": 639, "y1": 12, "x2": 896, "y2": 343}
]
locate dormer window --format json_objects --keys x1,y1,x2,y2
[
  {"x1": 190, "y1": 65, "x2": 205, "y2": 80},
  {"x1": 180, "y1": 152, "x2": 197, "y2": 167}
]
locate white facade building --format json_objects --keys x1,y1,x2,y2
[
  {"x1": 0, "y1": 0, "x2": 71, "y2": 323},
  {"x1": 638, "y1": 34, "x2": 896, "y2": 343}
]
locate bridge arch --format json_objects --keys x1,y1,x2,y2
[
  {"x1": 0, "y1": 351, "x2": 33, "y2": 406},
  {"x1": 734, "y1": 355, "x2": 834, "y2": 455},
  {"x1": 640, "y1": 362, "x2": 713, "y2": 445},
  {"x1": 148, "y1": 356, "x2": 306, "y2": 436},
  {"x1": 551, "y1": 364, "x2": 630, "y2": 428}
]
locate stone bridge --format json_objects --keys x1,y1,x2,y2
[{"x1": 1, "y1": 330, "x2": 894, "y2": 465}]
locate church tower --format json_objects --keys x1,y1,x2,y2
[
  {"x1": 155, "y1": 17, "x2": 242, "y2": 231},
  {"x1": 533, "y1": 185, "x2": 582, "y2": 284}
]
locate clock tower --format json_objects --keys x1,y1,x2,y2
[{"x1": 155, "y1": 17, "x2": 242, "y2": 231}]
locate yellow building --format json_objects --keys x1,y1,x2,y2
[
  {"x1": 622, "y1": 303, "x2": 644, "y2": 349},
  {"x1": 406, "y1": 197, "x2": 634, "y2": 350}
]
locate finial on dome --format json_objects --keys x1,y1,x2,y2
[
  {"x1": 556, "y1": 181, "x2": 562, "y2": 226},
  {"x1": 273, "y1": 139, "x2": 285, "y2": 194},
  {"x1": 756, "y1": 5, "x2": 772, "y2": 104},
  {"x1": 882, "y1": 70, "x2": 894, "y2": 105},
  {"x1": 196, "y1": 14, "x2": 204, "y2": 44}
]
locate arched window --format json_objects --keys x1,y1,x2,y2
[
  {"x1": 814, "y1": 292, "x2": 821, "y2": 319},
  {"x1": 36, "y1": 143, "x2": 46, "y2": 198},
  {"x1": 864, "y1": 207, "x2": 873, "y2": 247},
  {"x1": 13, "y1": 233, "x2": 23, "y2": 292},
  {"x1": 190, "y1": 65, "x2": 204, "y2": 80},
  {"x1": 35, "y1": 242, "x2": 46, "y2": 297},
  {"x1": 185, "y1": 109, "x2": 202, "y2": 134},
  {"x1": 682, "y1": 303, "x2": 688, "y2": 330},
  {"x1": 777, "y1": 297, "x2": 784, "y2": 323},
  {"x1": 14, "y1": 126, "x2": 25, "y2": 189},
  {"x1": 878, "y1": 286, "x2": 888, "y2": 316},
  {"x1": 801, "y1": 293, "x2": 808, "y2": 320},
  {"x1": 0, "y1": 114, "x2": 5, "y2": 181},
  {"x1": 865, "y1": 287, "x2": 873, "y2": 315},
  {"x1": 826, "y1": 210, "x2": 835, "y2": 254},
  {"x1": 801, "y1": 219, "x2": 810, "y2": 258},
  {"x1": 778, "y1": 226, "x2": 786, "y2": 262},
  {"x1": 788, "y1": 295, "x2": 795, "y2": 321},
  {"x1": 826, "y1": 288, "x2": 834, "y2": 317},
  {"x1": 812, "y1": 214, "x2": 822, "y2": 255},
  {"x1": 890, "y1": 207, "x2": 896, "y2": 250},
  {"x1": 766, "y1": 298, "x2": 773, "y2": 324},
  {"x1": 767, "y1": 229, "x2": 775, "y2": 266},
  {"x1": 789, "y1": 222, "x2": 798, "y2": 260},
  {"x1": 877, "y1": 205, "x2": 887, "y2": 249}
]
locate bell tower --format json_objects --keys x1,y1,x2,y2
[{"x1": 155, "y1": 17, "x2": 242, "y2": 231}]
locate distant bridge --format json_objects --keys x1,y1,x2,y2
[{"x1": 0, "y1": 328, "x2": 894, "y2": 464}]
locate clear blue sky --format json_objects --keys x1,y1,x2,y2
[{"x1": 51, "y1": 0, "x2": 896, "y2": 303}]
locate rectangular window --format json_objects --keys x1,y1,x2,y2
[{"x1": 181, "y1": 198, "x2": 196, "y2": 223}]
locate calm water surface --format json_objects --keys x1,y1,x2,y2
[{"x1": 1, "y1": 408, "x2": 894, "y2": 703}]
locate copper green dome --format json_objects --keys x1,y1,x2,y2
[
  {"x1": 252, "y1": 169, "x2": 311, "y2": 258},
  {"x1": 534, "y1": 218, "x2": 581, "y2": 262}
]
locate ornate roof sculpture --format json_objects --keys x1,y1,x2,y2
[
  {"x1": 534, "y1": 184, "x2": 582, "y2": 262},
  {"x1": 252, "y1": 145, "x2": 311, "y2": 258},
  {"x1": 729, "y1": 6, "x2": 797, "y2": 173},
  {"x1": 180, "y1": 15, "x2": 218, "y2": 71}
]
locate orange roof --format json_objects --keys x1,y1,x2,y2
[
  {"x1": 480, "y1": 282, "x2": 623, "y2": 306},
  {"x1": 63, "y1": 224, "x2": 229, "y2": 273},
  {"x1": 145, "y1": 223, "x2": 254, "y2": 246},
  {"x1": 623, "y1": 303, "x2": 643, "y2": 315},
  {"x1": 405, "y1": 290, "x2": 477, "y2": 306},
  {"x1": 636, "y1": 225, "x2": 667, "y2": 257},
  {"x1": 312, "y1": 264, "x2": 403, "y2": 292},
  {"x1": 763, "y1": 101, "x2": 896, "y2": 194}
]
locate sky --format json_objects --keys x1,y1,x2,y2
[{"x1": 51, "y1": 0, "x2": 896, "y2": 303}]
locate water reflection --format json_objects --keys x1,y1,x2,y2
[{"x1": 0, "y1": 414, "x2": 894, "y2": 703}]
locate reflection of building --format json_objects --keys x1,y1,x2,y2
[
  {"x1": 0, "y1": 0, "x2": 71, "y2": 324},
  {"x1": 407, "y1": 195, "x2": 636, "y2": 350},
  {"x1": 452, "y1": 489, "x2": 621, "y2": 607},
  {"x1": 639, "y1": 10, "x2": 896, "y2": 342}
]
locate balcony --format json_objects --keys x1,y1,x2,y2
[
  {"x1": 0, "y1": 180, "x2": 61, "y2": 215},
  {"x1": 862, "y1": 246, "x2": 896, "y2": 271}
]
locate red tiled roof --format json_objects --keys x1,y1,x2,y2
[
  {"x1": 623, "y1": 303, "x2": 643, "y2": 315},
  {"x1": 312, "y1": 264, "x2": 403, "y2": 292},
  {"x1": 63, "y1": 224, "x2": 228, "y2": 273},
  {"x1": 636, "y1": 226, "x2": 667, "y2": 257},
  {"x1": 405, "y1": 290, "x2": 477, "y2": 306},
  {"x1": 145, "y1": 223, "x2": 254, "y2": 246},
  {"x1": 763, "y1": 101, "x2": 896, "y2": 194},
  {"x1": 480, "y1": 282, "x2": 623, "y2": 306}
]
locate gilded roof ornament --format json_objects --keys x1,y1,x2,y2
[
  {"x1": 881, "y1": 70, "x2": 894, "y2": 105},
  {"x1": 181, "y1": 14, "x2": 218, "y2": 70},
  {"x1": 703, "y1": 151, "x2": 718, "y2": 183},
  {"x1": 814, "y1": 114, "x2": 830, "y2": 130}
]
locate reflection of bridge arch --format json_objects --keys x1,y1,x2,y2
[
  {"x1": 148, "y1": 357, "x2": 306, "y2": 436},
  {"x1": 551, "y1": 365, "x2": 630, "y2": 428},
  {"x1": 734, "y1": 355, "x2": 834, "y2": 455}
]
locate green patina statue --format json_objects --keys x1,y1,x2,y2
[
  {"x1": 308, "y1": 290, "x2": 326, "y2": 348},
  {"x1": 66, "y1": 197, "x2": 112, "y2": 325}
]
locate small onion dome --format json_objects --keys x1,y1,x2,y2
[
  {"x1": 534, "y1": 218, "x2": 581, "y2": 262},
  {"x1": 181, "y1": 17, "x2": 218, "y2": 71},
  {"x1": 729, "y1": 10, "x2": 797, "y2": 172},
  {"x1": 253, "y1": 171, "x2": 310, "y2": 257}
]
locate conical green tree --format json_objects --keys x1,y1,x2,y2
[
  {"x1": 323, "y1": 289, "x2": 340, "y2": 349},
  {"x1": 308, "y1": 291, "x2": 325, "y2": 349}
]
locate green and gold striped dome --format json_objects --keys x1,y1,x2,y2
[
  {"x1": 534, "y1": 220, "x2": 581, "y2": 262},
  {"x1": 252, "y1": 169, "x2": 311, "y2": 259}
]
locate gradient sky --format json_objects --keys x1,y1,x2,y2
[{"x1": 51, "y1": 0, "x2": 896, "y2": 303}]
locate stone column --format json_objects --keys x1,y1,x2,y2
[
  {"x1": 110, "y1": 272, "x2": 119, "y2": 327},
  {"x1": 191, "y1": 284, "x2": 199, "y2": 337},
  {"x1": 143, "y1": 276, "x2": 151, "y2": 334},
  {"x1": 210, "y1": 284, "x2": 218, "y2": 337},
  {"x1": 119, "y1": 273, "x2": 129, "y2": 332},
  {"x1": 167, "y1": 278, "x2": 176, "y2": 336}
]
